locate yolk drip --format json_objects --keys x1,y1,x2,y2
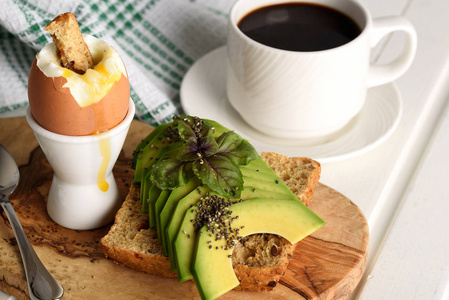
[{"x1": 97, "y1": 136, "x2": 111, "y2": 192}]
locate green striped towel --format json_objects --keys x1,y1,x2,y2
[{"x1": 0, "y1": 0, "x2": 232, "y2": 127}]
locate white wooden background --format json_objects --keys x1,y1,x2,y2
[{"x1": 323, "y1": 0, "x2": 449, "y2": 298}]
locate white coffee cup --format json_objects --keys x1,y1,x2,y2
[{"x1": 226, "y1": 0, "x2": 417, "y2": 139}]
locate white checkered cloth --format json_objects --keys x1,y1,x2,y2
[{"x1": 0, "y1": 0, "x2": 233, "y2": 126}]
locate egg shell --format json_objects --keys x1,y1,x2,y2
[{"x1": 28, "y1": 58, "x2": 130, "y2": 136}]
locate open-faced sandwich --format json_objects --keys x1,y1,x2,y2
[{"x1": 100, "y1": 115, "x2": 325, "y2": 300}]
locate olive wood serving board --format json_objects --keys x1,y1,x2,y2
[{"x1": 0, "y1": 117, "x2": 369, "y2": 300}]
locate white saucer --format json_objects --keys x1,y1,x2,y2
[{"x1": 180, "y1": 46, "x2": 402, "y2": 163}]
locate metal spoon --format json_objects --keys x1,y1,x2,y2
[{"x1": 0, "y1": 144, "x2": 64, "y2": 300}]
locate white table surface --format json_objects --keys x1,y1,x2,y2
[{"x1": 1, "y1": 0, "x2": 449, "y2": 299}]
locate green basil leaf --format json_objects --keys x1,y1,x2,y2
[
  {"x1": 193, "y1": 154, "x2": 243, "y2": 198},
  {"x1": 150, "y1": 159, "x2": 192, "y2": 190},
  {"x1": 215, "y1": 131, "x2": 259, "y2": 165}
]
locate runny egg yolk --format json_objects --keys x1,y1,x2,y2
[{"x1": 62, "y1": 49, "x2": 123, "y2": 108}]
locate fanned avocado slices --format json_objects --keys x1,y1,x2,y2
[
  {"x1": 166, "y1": 185, "x2": 211, "y2": 271},
  {"x1": 130, "y1": 116, "x2": 325, "y2": 300},
  {"x1": 158, "y1": 177, "x2": 202, "y2": 254}
]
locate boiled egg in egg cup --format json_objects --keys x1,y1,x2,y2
[{"x1": 26, "y1": 34, "x2": 135, "y2": 230}]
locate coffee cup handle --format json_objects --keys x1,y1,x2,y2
[{"x1": 367, "y1": 16, "x2": 417, "y2": 87}]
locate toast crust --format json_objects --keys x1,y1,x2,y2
[
  {"x1": 101, "y1": 152, "x2": 321, "y2": 291},
  {"x1": 45, "y1": 12, "x2": 94, "y2": 73}
]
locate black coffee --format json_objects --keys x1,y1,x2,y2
[{"x1": 238, "y1": 3, "x2": 361, "y2": 51}]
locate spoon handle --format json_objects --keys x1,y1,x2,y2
[{"x1": 1, "y1": 200, "x2": 64, "y2": 300}]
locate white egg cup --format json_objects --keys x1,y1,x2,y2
[{"x1": 26, "y1": 99, "x2": 135, "y2": 230}]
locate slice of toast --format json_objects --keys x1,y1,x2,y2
[
  {"x1": 100, "y1": 152, "x2": 321, "y2": 291},
  {"x1": 45, "y1": 12, "x2": 93, "y2": 73}
]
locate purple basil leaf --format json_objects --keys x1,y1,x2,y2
[
  {"x1": 176, "y1": 117, "x2": 197, "y2": 143},
  {"x1": 176, "y1": 119, "x2": 219, "y2": 161},
  {"x1": 198, "y1": 133, "x2": 218, "y2": 157},
  {"x1": 199, "y1": 119, "x2": 216, "y2": 138},
  {"x1": 215, "y1": 131, "x2": 259, "y2": 165},
  {"x1": 177, "y1": 141, "x2": 201, "y2": 161},
  {"x1": 192, "y1": 154, "x2": 243, "y2": 198},
  {"x1": 175, "y1": 116, "x2": 216, "y2": 143}
]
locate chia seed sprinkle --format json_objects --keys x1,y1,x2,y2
[{"x1": 189, "y1": 194, "x2": 245, "y2": 252}]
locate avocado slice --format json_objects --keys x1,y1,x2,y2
[
  {"x1": 192, "y1": 198, "x2": 325, "y2": 300},
  {"x1": 143, "y1": 185, "x2": 161, "y2": 223},
  {"x1": 147, "y1": 186, "x2": 163, "y2": 228},
  {"x1": 140, "y1": 168, "x2": 151, "y2": 209},
  {"x1": 241, "y1": 175, "x2": 294, "y2": 196},
  {"x1": 154, "y1": 190, "x2": 170, "y2": 243}
]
